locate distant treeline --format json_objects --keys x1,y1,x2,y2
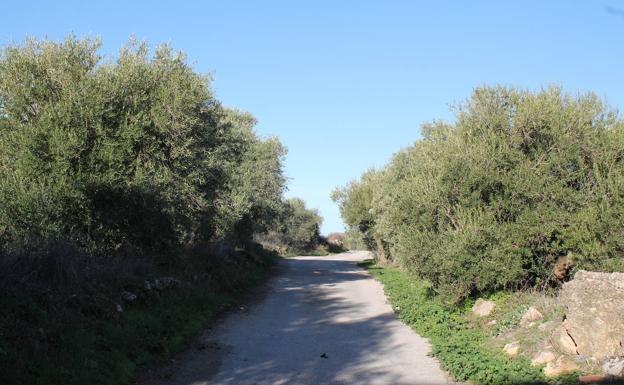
[
  {"x1": 0, "y1": 36, "x2": 321, "y2": 259},
  {"x1": 333, "y1": 86, "x2": 624, "y2": 301}
]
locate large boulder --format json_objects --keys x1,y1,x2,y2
[{"x1": 555, "y1": 270, "x2": 624, "y2": 358}]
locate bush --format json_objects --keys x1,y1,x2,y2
[
  {"x1": 0, "y1": 36, "x2": 287, "y2": 258},
  {"x1": 257, "y1": 198, "x2": 322, "y2": 254},
  {"x1": 337, "y1": 86, "x2": 624, "y2": 301},
  {"x1": 0, "y1": 35, "x2": 317, "y2": 385}
]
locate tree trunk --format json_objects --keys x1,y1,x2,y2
[{"x1": 375, "y1": 236, "x2": 388, "y2": 265}]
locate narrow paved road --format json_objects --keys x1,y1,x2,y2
[{"x1": 141, "y1": 251, "x2": 451, "y2": 385}]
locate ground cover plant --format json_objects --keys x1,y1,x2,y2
[{"x1": 360, "y1": 261, "x2": 584, "y2": 385}]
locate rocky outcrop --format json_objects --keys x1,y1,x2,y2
[
  {"x1": 555, "y1": 270, "x2": 624, "y2": 358},
  {"x1": 552, "y1": 325, "x2": 578, "y2": 355},
  {"x1": 472, "y1": 298, "x2": 495, "y2": 317}
]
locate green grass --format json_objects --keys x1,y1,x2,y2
[
  {"x1": 359, "y1": 260, "x2": 583, "y2": 385},
  {"x1": 0, "y1": 247, "x2": 278, "y2": 385}
]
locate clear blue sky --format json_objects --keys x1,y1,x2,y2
[{"x1": 2, "y1": 1, "x2": 623, "y2": 234}]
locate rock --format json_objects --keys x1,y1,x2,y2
[
  {"x1": 602, "y1": 356, "x2": 624, "y2": 376},
  {"x1": 520, "y1": 306, "x2": 543, "y2": 327},
  {"x1": 553, "y1": 324, "x2": 579, "y2": 355},
  {"x1": 144, "y1": 277, "x2": 182, "y2": 292},
  {"x1": 115, "y1": 303, "x2": 124, "y2": 313},
  {"x1": 472, "y1": 299, "x2": 496, "y2": 317},
  {"x1": 486, "y1": 320, "x2": 497, "y2": 326},
  {"x1": 503, "y1": 341, "x2": 520, "y2": 356},
  {"x1": 553, "y1": 254, "x2": 573, "y2": 280},
  {"x1": 558, "y1": 270, "x2": 624, "y2": 358},
  {"x1": 121, "y1": 291, "x2": 137, "y2": 303},
  {"x1": 543, "y1": 356, "x2": 579, "y2": 377},
  {"x1": 531, "y1": 350, "x2": 557, "y2": 366}
]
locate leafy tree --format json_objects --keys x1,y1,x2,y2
[
  {"x1": 0, "y1": 36, "x2": 290, "y2": 258},
  {"x1": 258, "y1": 198, "x2": 322, "y2": 253},
  {"x1": 336, "y1": 86, "x2": 624, "y2": 301},
  {"x1": 332, "y1": 169, "x2": 389, "y2": 262}
]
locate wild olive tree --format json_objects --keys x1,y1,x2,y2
[
  {"x1": 336, "y1": 86, "x2": 624, "y2": 301},
  {"x1": 0, "y1": 36, "x2": 288, "y2": 257}
]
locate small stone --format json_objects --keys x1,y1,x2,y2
[
  {"x1": 486, "y1": 320, "x2": 497, "y2": 326},
  {"x1": 543, "y1": 357, "x2": 579, "y2": 377},
  {"x1": 115, "y1": 303, "x2": 124, "y2": 313},
  {"x1": 472, "y1": 299, "x2": 496, "y2": 317},
  {"x1": 503, "y1": 341, "x2": 520, "y2": 356},
  {"x1": 602, "y1": 356, "x2": 624, "y2": 376},
  {"x1": 531, "y1": 350, "x2": 557, "y2": 366},
  {"x1": 520, "y1": 306, "x2": 543, "y2": 327}
]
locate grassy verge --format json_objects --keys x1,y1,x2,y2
[
  {"x1": 359, "y1": 260, "x2": 584, "y2": 385},
  {"x1": 0, "y1": 245, "x2": 278, "y2": 385}
]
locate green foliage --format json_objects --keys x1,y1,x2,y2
[
  {"x1": 331, "y1": 169, "x2": 379, "y2": 248},
  {"x1": 362, "y1": 262, "x2": 574, "y2": 385},
  {"x1": 0, "y1": 36, "x2": 318, "y2": 385},
  {"x1": 0, "y1": 36, "x2": 287, "y2": 257},
  {"x1": 258, "y1": 197, "x2": 323, "y2": 253},
  {"x1": 339, "y1": 86, "x2": 624, "y2": 300}
]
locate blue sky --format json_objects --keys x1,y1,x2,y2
[{"x1": 3, "y1": 1, "x2": 624, "y2": 234}]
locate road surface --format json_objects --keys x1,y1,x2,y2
[{"x1": 140, "y1": 251, "x2": 451, "y2": 385}]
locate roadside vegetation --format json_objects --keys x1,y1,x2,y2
[
  {"x1": 0, "y1": 36, "x2": 322, "y2": 385},
  {"x1": 334, "y1": 86, "x2": 624, "y2": 302},
  {"x1": 361, "y1": 261, "x2": 580, "y2": 385},
  {"x1": 337, "y1": 86, "x2": 624, "y2": 383}
]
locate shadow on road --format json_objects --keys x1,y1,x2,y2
[{"x1": 140, "y1": 254, "x2": 557, "y2": 385}]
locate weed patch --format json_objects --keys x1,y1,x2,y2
[{"x1": 360, "y1": 261, "x2": 584, "y2": 385}]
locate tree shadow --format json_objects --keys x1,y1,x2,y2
[{"x1": 140, "y1": 255, "x2": 583, "y2": 385}]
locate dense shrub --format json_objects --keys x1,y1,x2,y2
[
  {"x1": 256, "y1": 198, "x2": 322, "y2": 253},
  {"x1": 0, "y1": 36, "x2": 287, "y2": 258},
  {"x1": 336, "y1": 86, "x2": 624, "y2": 301}
]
